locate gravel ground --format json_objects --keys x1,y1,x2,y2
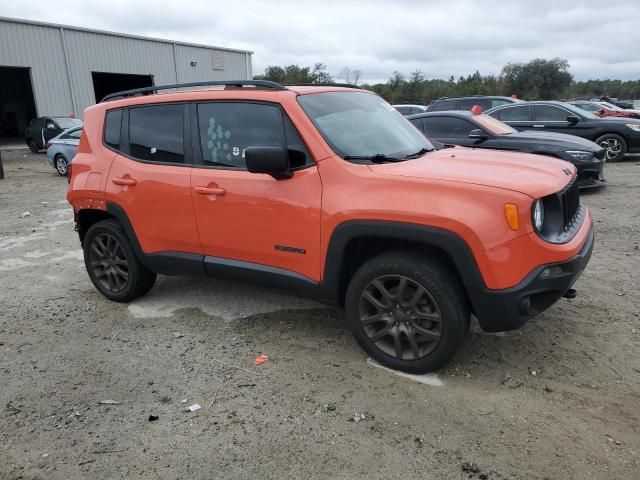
[{"x1": 1, "y1": 150, "x2": 639, "y2": 480}]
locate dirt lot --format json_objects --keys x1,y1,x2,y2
[{"x1": 0, "y1": 150, "x2": 639, "y2": 480}]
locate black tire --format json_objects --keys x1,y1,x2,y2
[
  {"x1": 345, "y1": 251, "x2": 469, "y2": 373},
  {"x1": 595, "y1": 133, "x2": 627, "y2": 162},
  {"x1": 27, "y1": 139, "x2": 39, "y2": 153},
  {"x1": 83, "y1": 219, "x2": 156, "y2": 302},
  {"x1": 54, "y1": 155, "x2": 68, "y2": 176}
]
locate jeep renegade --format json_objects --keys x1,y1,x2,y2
[{"x1": 67, "y1": 81, "x2": 594, "y2": 373}]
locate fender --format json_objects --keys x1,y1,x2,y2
[{"x1": 321, "y1": 220, "x2": 488, "y2": 311}]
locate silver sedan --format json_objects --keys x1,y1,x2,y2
[{"x1": 46, "y1": 126, "x2": 82, "y2": 176}]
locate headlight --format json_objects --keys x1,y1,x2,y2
[
  {"x1": 532, "y1": 199, "x2": 544, "y2": 231},
  {"x1": 565, "y1": 150, "x2": 593, "y2": 160},
  {"x1": 626, "y1": 124, "x2": 640, "y2": 132}
]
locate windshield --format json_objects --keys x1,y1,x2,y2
[
  {"x1": 560, "y1": 102, "x2": 599, "y2": 119},
  {"x1": 55, "y1": 117, "x2": 83, "y2": 129},
  {"x1": 298, "y1": 92, "x2": 433, "y2": 159},
  {"x1": 474, "y1": 114, "x2": 517, "y2": 135}
]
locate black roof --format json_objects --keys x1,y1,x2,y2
[
  {"x1": 407, "y1": 110, "x2": 477, "y2": 119},
  {"x1": 434, "y1": 95, "x2": 517, "y2": 101}
]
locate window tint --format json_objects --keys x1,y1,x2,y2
[
  {"x1": 129, "y1": 105, "x2": 184, "y2": 163},
  {"x1": 423, "y1": 117, "x2": 475, "y2": 138},
  {"x1": 429, "y1": 99, "x2": 458, "y2": 111},
  {"x1": 494, "y1": 106, "x2": 529, "y2": 121},
  {"x1": 459, "y1": 99, "x2": 490, "y2": 111},
  {"x1": 104, "y1": 110, "x2": 122, "y2": 150},
  {"x1": 410, "y1": 117, "x2": 424, "y2": 133},
  {"x1": 61, "y1": 129, "x2": 82, "y2": 140},
  {"x1": 283, "y1": 115, "x2": 313, "y2": 168},
  {"x1": 197, "y1": 102, "x2": 283, "y2": 168},
  {"x1": 491, "y1": 99, "x2": 511, "y2": 108},
  {"x1": 533, "y1": 105, "x2": 569, "y2": 122},
  {"x1": 395, "y1": 106, "x2": 411, "y2": 115}
]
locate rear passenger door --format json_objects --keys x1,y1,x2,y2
[
  {"x1": 104, "y1": 104, "x2": 202, "y2": 255},
  {"x1": 190, "y1": 101, "x2": 323, "y2": 281},
  {"x1": 488, "y1": 104, "x2": 531, "y2": 131}
]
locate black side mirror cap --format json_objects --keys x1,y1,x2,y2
[
  {"x1": 567, "y1": 115, "x2": 580, "y2": 124},
  {"x1": 468, "y1": 128, "x2": 489, "y2": 140},
  {"x1": 245, "y1": 146, "x2": 293, "y2": 180}
]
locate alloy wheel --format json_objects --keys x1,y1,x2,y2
[
  {"x1": 600, "y1": 138, "x2": 622, "y2": 160},
  {"x1": 89, "y1": 233, "x2": 129, "y2": 293},
  {"x1": 359, "y1": 275, "x2": 442, "y2": 360},
  {"x1": 55, "y1": 157, "x2": 68, "y2": 175}
]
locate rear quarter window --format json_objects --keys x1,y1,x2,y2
[{"x1": 104, "y1": 109, "x2": 123, "y2": 150}]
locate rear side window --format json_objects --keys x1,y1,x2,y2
[
  {"x1": 459, "y1": 99, "x2": 490, "y2": 111},
  {"x1": 423, "y1": 117, "x2": 474, "y2": 138},
  {"x1": 104, "y1": 110, "x2": 122, "y2": 150},
  {"x1": 61, "y1": 129, "x2": 82, "y2": 140},
  {"x1": 410, "y1": 117, "x2": 425, "y2": 133},
  {"x1": 491, "y1": 99, "x2": 511, "y2": 108},
  {"x1": 429, "y1": 100, "x2": 458, "y2": 111},
  {"x1": 532, "y1": 105, "x2": 569, "y2": 122},
  {"x1": 129, "y1": 104, "x2": 184, "y2": 163},
  {"x1": 197, "y1": 102, "x2": 284, "y2": 168},
  {"x1": 494, "y1": 106, "x2": 529, "y2": 121}
]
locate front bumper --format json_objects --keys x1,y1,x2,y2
[
  {"x1": 575, "y1": 160, "x2": 605, "y2": 189},
  {"x1": 473, "y1": 225, "x2": 594, "y2": 332}
]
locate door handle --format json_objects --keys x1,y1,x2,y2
[
  {"x1": 195, "y1": 186, "x2": 226, "y2": 195},
  {"x1": 112, "y1": 177, "x2": 137, "y2": 186},
  {"x1": 533, "y1": 124, "x2": 545, "y2": 128}
]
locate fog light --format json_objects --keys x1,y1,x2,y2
[{"x1": 539, "y1": 266, "x2": 563, "y2": 279}]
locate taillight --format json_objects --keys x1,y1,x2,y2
[{"x1": 45, "y1": 142, "x2": 52, "y2": 149}]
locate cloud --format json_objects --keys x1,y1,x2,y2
[{"x1": 2, "y1": 0, "x2": 639, "y2": 83}]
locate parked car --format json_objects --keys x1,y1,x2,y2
[
  {"x1": 46, "y1": 126, "x2": 82, "y2": 176},
  {"x1": 408, "y1": 110, "x2": 606, "y2": 189},
  {"x1": 427, "y1": 95, "x2": 522, "y2": 112},
  {"x1": 393, "y1": 104, "x2": 429, "y2": 116},
  {"x1": 67, "y1": 80, "x2": 593, "y2": 373},
  {"x1": 486, "y1": 101, "x2": 640, "y2": 162},
  {"x1": 569, "y1": 100, "x2": 640, "y2": 119},
  {"x1": 25, "y1": 116, "x2": 83, "y2": 153},
  {"x1": 597, "y1": 96, "x2": 634, "y2": 110}
]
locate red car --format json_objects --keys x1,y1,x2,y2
[{"x1": 570, "y1": 100, "x2": 640, "y2": 119}]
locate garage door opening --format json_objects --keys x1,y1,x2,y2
[
  {"x1": 92, "y1": 72, "x2": 154, "y2": 102},
  {"x1": 0, "y1": 66, "x2": 37, "y2": 142}
]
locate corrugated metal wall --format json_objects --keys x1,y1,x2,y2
[{"x1": 0, "y1": 18, "x2": 252, "y2": 118}]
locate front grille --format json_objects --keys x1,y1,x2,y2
[{"x1": 560, "y1": 177, "x2": 581, "y2": 230}]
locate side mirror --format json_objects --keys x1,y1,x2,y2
[
  {"x1": 468, "y1": 128, "x2": 489, "y2": 140},
  {"x1": 567, "y1": 115, "x2": 580, "y2": 124},
  {"x1": 245, "y1": 146, "x2": 292, "y2": 180}
]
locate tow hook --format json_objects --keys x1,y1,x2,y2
[{"x1": 563, "y1": 289, "x2": 577, "y2": 299}]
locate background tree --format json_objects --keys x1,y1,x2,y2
[
  {"x1": 338, "y1": 67, "x2": 363, "y2": 85},
  {"x1": 255, "y1": 63, "x2": 333, "y2": 84},
  {"x1": 499, "y1": 58, "x2": 573, "y2": 100}
]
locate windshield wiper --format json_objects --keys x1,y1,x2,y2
[
  {"x1": 343, "y1": 154, "x2": 404, "y2": 163},
  {"x1": 403, "y1": 147, "x2": 434, "y2": 159}
]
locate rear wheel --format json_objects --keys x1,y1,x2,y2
[
  {"x1": 345, "y1": 251, "x2": 469, "y2": 373},
  {"x1": 27, "y1": 139, "x2": 39, "y2": 153},
  {"x1": 54, "y1": 155, "x2": 68, "y2": 176},
  {"x1": 83, "y1": 219, "x2": 156, "y2": 302},
  {"x1": 596, "y1": 133, "x2": 627, "y2": 162}
]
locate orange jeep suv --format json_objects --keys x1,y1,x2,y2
[{"x1": 67, "y1": 81, "x2": 594, "y2": 373}]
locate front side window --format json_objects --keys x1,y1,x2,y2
[
  {"x1": 129, "y1": 104, "x2": 184, "y2": 163},
  {"x1": 533, "y1": 105, "x2": 570, "y2": 122},
  {"x1": 197, "y1": 102, "x2": 285, "y2": 168},
  {"x1": 423, "y1": 117, "x2": 475, "y2": 138},
  {"x1": 459, "y1": 99, "x2": 490, "y2": 111},
  {"x1": 491, "y1": 99, "x2": 511, "y2": 108},
  {"x1": 298, "y1": 92, "x2": 433, "y2": 159}
]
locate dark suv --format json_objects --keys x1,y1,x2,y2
[
  {"x1": 486, "y1": 101, "x2": 640, "y2": 162},
  {"x1": 427, "y1": 96, "x2": 522, "y2": 112},
  {"x1": 25, "y1": 116, "x2": 83, "y2": 153}
]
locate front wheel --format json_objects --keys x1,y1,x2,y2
[
  {"x1": 83, "y1": 219, "x2": 156, "y2": 302},
  {"x1": 596, "y1": 133, "x2": 627, "y2": 162},
  {"x1": 345, "y1": 251, "x2": 469, "y2": 373},
  {"x1": 54, "y1": 155, "x2": 68, "y2": 176}
]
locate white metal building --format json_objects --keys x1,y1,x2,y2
[{"x1": 0, "y1": 17, "x2": 253, "y2": 140}]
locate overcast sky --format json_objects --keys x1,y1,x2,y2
[{"x1": 2, "y1": 0, "x2": 639, "y2": 83}]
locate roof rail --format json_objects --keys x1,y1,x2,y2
[
  {"x1": 287, "y1": 83, "x2": 363, "y2": 90},
  {"x1": 100, "y1": 80, "x2": 286, "y2": 102}
]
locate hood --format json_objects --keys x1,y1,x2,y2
[
  {"x1": 510, "y1": 130, "x2": 601, "y2": 151},
  {"x1": 368, "y1": 147, "x2": 574, "y2": 198}
]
